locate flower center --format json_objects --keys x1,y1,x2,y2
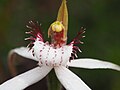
[
  {"x1": 48, "y1": 21, "x2": 67, "y2": 48},
  {"x1": 51, "y1": 21, "x2": 65, "y2": 32}
]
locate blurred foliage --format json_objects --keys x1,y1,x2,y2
[{"x1": 0, "y1": 0, "x2": 120, "y2": 90}]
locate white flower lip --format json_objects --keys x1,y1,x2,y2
[{"x1": 33, "y1": 39, "x2": 73, "y2": 67}]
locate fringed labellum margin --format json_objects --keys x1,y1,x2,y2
[{"x1": 25, "y1": 21, "x2": 85, "y2": 67}]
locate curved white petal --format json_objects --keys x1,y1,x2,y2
[
  {"x1": 54, "y1": 66, "x2": 91, "y2": 90},
  {"x1": 9, "y1": 47, "x2": 38, "y2": 61},
  {"x1": 0, "y1": 66, "x2": 52, "y2": 90},
  {"x1": 68, "y1": 58, "x2": 120, "y2": 71}
]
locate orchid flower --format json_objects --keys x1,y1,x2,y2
[{"x1": 0, "y1": 0, "x2": 120, "y2": 90}]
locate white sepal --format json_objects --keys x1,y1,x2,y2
[
  {"x1": 9, "y1": 47, "x2": 38, "y2": 61},
  {"x1": 68, "y1": 58, "x2": 120, "y2": 71},
  {"x1": 0, "y1": 66, "x2": 52, "y2": 90},
  {"x1": 54, "y1": 66, "x2": 91, "y2": 90}
]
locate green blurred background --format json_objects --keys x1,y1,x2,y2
[{"x1": 0, "y1": 0, "x2": 120, "y2": 90}]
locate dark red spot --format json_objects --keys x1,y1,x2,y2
[{"x1": 40, "y1": 50, "x2": 42, "y2": 52}]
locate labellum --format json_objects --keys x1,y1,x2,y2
[{"x1": 25, "y1": 0, "x2": 85, "y2": 67}]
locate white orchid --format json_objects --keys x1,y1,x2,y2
[{"x1": 0, "y1": 0, "x2": 120, "y2": 90}]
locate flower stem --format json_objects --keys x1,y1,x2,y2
[{"x1": 47, "y1": 70, "x2": 63, "y2": 90}]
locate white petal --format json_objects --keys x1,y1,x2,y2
[
  {"x1": 54, "y1": 66, "x2": 91, "y2": 90},
  {"x1": 9, "y1": 47, "x2": 38, "y2": 61},
  {"x1": 0, "y1": 66, "x2": 52, "y2": 90},
  {"x1": 68, "y1": 58, "x2": 120, "y2": 71}
]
